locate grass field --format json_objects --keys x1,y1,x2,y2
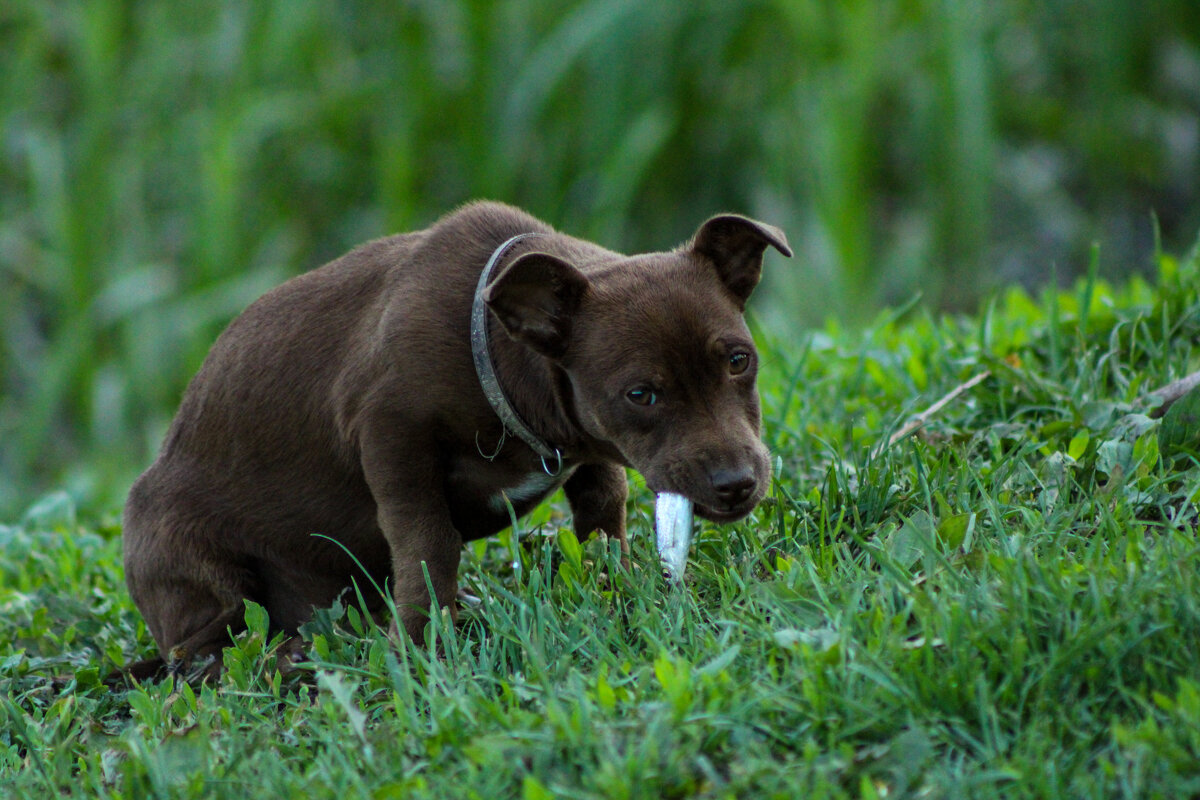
[{"x1": 2, "y1": 235, "x2": 1198, "y2": 797}]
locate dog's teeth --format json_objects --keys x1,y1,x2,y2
[{"x1": 654, "y1": 492, "x2": 694, "y2": 581}]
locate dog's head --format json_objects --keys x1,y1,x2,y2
[{"x1": 484, "y1": 214, "x2": 791, "y2": 521}]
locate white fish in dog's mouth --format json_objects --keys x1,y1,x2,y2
[{"x1": 655, "y1": 492, "x2": 694, "y2": 580}]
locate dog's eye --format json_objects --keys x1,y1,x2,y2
[
  {"x1": 729, "y1": 352, "x2": 751, "y2": 375},
  {"x1": 627, "y1": 387, "x2": 658, "y2": 406}
]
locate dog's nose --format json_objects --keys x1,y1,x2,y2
[{"x1": 710, "y1": 467, "x2": 756, "y2": 505}]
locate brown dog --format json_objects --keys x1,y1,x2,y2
[{"x1": 121, "y1": 201, "x2": 790, "y2": 675}]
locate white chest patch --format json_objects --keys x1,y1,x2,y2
[{"x1": 488, "y1": 466, "x2": 576, "y2": 515}]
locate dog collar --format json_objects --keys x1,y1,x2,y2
[{"x1": 471, "y1": 232, "x2": 563, "y2": 475}]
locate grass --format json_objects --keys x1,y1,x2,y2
[
  {"x1": 3, "y1": 0, "x2": 1200, "y2": 515},
  {"x1": 2, "y1": 236, "x2": 1198, "y2": 797}
]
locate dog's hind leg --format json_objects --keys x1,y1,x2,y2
[
  {"x1": 124, "y1": 525, "x2": 258, "y2": 681},
  {"x1": 105, "y1": 601, "x2": 245, "y2": 686},
  {"x1": 161, "y1": 600, "x2": 249, "y2": 681}
]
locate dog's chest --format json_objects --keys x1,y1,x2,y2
[
  {"x1": 486, "y1": 466, "x2": 575, "y2": 515},
  {"x1": 445, "y1": 455, "x2": 577, "y2": 540}
]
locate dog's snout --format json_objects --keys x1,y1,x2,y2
[{"x1": 710, "y1": 466, "x2": 756, "y2": 504}]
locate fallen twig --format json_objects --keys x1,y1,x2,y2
[
  {"x1": 874, "y1": 366, "x2": 1200, "y2": 459},
  {"x1": 876, "y1": 370, "x2": 992, "y2": 457},
  {"x1": 1142, "y1": 369, "x2": 1200, "y2": 419}
]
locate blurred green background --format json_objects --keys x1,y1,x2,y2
[{"x1": 2, "y1": 0, "x2": 1198, "y2": 516}]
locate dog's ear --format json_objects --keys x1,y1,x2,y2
[
  {"x1": 690, "y1": 215, "x2": 792, "y2": 308},
  {"x1": 484, "y1": 252, "x2": 588, "y2": 359}
]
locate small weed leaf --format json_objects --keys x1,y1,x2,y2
[
  {"x1": 73, "y1": 666, "x2": 101, "y2": 691},
  {"x1": 886, "y1": 510, "x2": 934, "y2": 570},
  {"x1": 346, "y1": 603, "x2": 366, "y2": 636},
  {"x1": 126, "y1": 686, "x2": 162, "y2": 730},
  {"x1": 556, "y1": 528, "x2": 583, "y2": 578},
  {"x1": 317, "y1": 670, "x2": 370, "y2": 750},
  {"x1": 1113, "y1": 413, "x2": 1159, "y2": 441},
  {"x1": 1096, "y1": 441, "x2": 1133, "y2": 482},
  {"x1": 653, "y1": 651, "x2": 693, "y2": 718},
  {"x1": 297, "y1": 594, "x2": 348, "y2": 640},
  {"x1": 1068, "y1": 429, "x2": 1090, "y2": 461},
  {"x1": 242, "y1": 600, "x2": 269, "y2": 636},
  {"x1": 936, "y1": 512, "x2": 974, "y2": 553},
  {"x1": 696, "y1": 645, "x2": 741, "y2": 677},
  {"x1": 593, "y1": 668, "x2": 617, "y2": 714},
  {"x1": 522, "y1": 776, "x2": 555, "y2": 800},
  {"x1": 1160, "y1": 385, "x2": 1200, "y2": 465},
  {"x1": 773, "y1": 627, "x2": 841, "y2": 667},
  {"x1": 2, "y1": 650, "x2": 26, "y2": 672}
]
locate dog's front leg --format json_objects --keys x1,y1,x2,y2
[
  {"x1": 564, "y1": 463, "x2": 629, "y2": 557},
  {"x1": 386, "y1": 513, "x2": 463, "y2": 641},
  {"x1": 360, "y1": 432, "x2": 462, "y2": 641}
]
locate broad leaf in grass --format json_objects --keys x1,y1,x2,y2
[
  {"x1": 886, "y1": 510, "x2": 933, "y2": 569},
  {"x1": 1160, "y1": 385, "x2": 1200, "y2": 466}
]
